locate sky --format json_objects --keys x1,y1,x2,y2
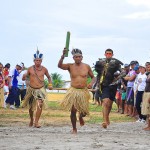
[{"x1": 1, "y1": 0, "x2": 150, "y2": 80}]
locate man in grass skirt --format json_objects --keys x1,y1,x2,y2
[{"x1": 58, "y1": 48, "x2": 95, "y2": 134}]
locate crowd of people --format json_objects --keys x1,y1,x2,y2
[
  {"x1": 0, "y1": 62, "x2": 26, "y2": 109},
  {"x1": 92, "y1": 57, "x2": 150, "y2": 131},
  {"x1": 0, "y1": 48, "x2": 150, "y2": 134}
]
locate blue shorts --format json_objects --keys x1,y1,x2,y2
[
  {"x1": 126, "y1": 87, "x2": 134, "y2": 106},
  {"x1": 122, "y1": 92, "x2": 126, "y2": 101}
]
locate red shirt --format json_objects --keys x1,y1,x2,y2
[{"x1": 3, "y1": 69, "x2": 9, "y2": 86}]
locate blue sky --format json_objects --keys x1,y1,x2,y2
[{"x1": 1, "y1": 0, "x2": 150, "y2": 80}]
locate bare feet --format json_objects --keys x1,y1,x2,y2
[
  {"x1": 29, "y1": 121, "x2": 33, "y2": 127},
  {"x1": 79, "y1": 117, "x2": 85, "y2": 126},
  {"x1": 143, "y1": 127, "x2": 150, "y2": 131},
  {"x1": 72, "y1": 128, "x2": 77, "y2": 134},
  {"x1": 102, "y1": 122, "x2": 110, "y2": 129},
  {"x1": 102, "y1": 122, "x2": 107, "y2": 128},
  {"x1": 34, "y1": 123, "x2": 41, "y2": 128},
  {"x1": 79, "y1": 113, "x2": 86, "y2": 126}
]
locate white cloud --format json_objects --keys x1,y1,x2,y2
[
  {"x1": 124, "y1": 11, "x2": 150, "y2": 19},
  {"x1": 127, "y1": 0, "x2": 150, "y2": 8},
  {"x1": 125, "y1": 0, "x2": 150, "y2": 19}
]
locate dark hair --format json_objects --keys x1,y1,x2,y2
[
  {"x1": 130, "y1": 60, "x2": 139, "y2": 66},
  {"x1": 5, "y1": 63, "x2": 10, "y2": 68},
  {"x1": 0, "y1": 62, "x2": 3, "y2": 67},
  {"x1": 145, "y1": 62, "x2": 150, "y2": 66},
  {"x1": 124, "y1": 64, "x2": 130, "y2": 68},
  {"x1": 105, "y1": 48, "x2": 113, "y2": 54}
]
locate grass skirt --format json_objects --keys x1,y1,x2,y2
[
  {"x1": 142, "y1": 92, "x2": 150, "y2": 115},
  {"x1": 60, "y1": 87, "x2": 90, "y2": 115},
  {"x1": 0, "y1": 88, "x2": 4, "y2": 107},
  {"x1": 22, "y1": 86, "x2": 48, "y2": 111}
]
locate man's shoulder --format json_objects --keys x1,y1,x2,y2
[
  {"x1": 29, "y1": 65, "x2": 34, "y2": 69},
  {"x1": 82, "y1": 62, "x2": 90, "y2": 66},
  {"x1": 97, "y1": 58, "x2": 106, "y2": 62},
  {"x1": 111, "y1": 58, "x2": 123, "y2": 65}
]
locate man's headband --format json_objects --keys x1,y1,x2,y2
[
  {"x1": 71, "y1": 48, "x2": 82, "y2": 56},
  {"x1": 33, "y1": 49, "x2": 43, "y2": 60}
]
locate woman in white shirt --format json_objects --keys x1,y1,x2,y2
[{"x1": 135, "y1": 65, "x2": 147, "y2": 123}]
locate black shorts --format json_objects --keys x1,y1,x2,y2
[{"x1": 101, "y1": 85, "x2": 117, "y2": 101}]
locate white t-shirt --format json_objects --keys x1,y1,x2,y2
[
  {"x1": 136, "y1": 72, "x2": 147, "y2": 91},
  {"x1": 17, "y1": 70, "x2": 27, "y2": 89}
]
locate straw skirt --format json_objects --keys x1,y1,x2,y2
[{"x1": 61, "y1": 87, "x2": 90, "y2": 115}]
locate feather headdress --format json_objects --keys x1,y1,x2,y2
[{"x1": 33, "y1": 48, "x2": 43, "y2": 60}]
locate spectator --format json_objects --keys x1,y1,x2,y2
[
  {"x1": 124, "y1": 61, "x2": 138, "y2": 117},
  {"x1": 135, "y1": 65, "x2": 147, "y2": 123},
  {"x1": 17, "y1": 63, "x2": 27, "y2": 102},
  {"x1": 3, "y1": 63, "x2": 10, "y2": 108},
  {"x1": 5, "y1": 63, "x2": 23, "y2": 109},
  {"x1": 142, "y1": 63, "x2": 150, "y2": 130},
  {"x1": 121, "y1": 64, "x2": 130, "y2": 114},
  {"x1": 0, "y1": 63, "x2": 5, "y2": 107}
]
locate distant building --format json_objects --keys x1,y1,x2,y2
[{"x1": 62, "y1": 80, "x2": 71, "y2": 88}]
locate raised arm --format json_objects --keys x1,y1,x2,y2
[{"x1": 58, "y1": 48, "x2": 70, "y2": 70}]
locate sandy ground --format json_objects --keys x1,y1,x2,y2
[{"x1": 0, "y1": 122, "x2": 150, "y2": 150}]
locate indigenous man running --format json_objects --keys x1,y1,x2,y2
[
  {"x1": 22, "y1": 50, "x2": 52, "y2": 128},
  {"x1": 58, "y1": 48, "x2": 95, "y2": 134},
  {"x1": 94, "y1": 48, "x2": 123, "y2": 128}
]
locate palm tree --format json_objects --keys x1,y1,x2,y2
[
  {"x1": 51, "y1": 72, "x2": 64, "y2": 88},
  {"x1": 44, "y1": 73, "x2": 64, "y2": 89}
]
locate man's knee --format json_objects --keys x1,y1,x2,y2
[
  {"x1": 102, "y1": 99, "x2": 112, "y2": 108},
  {"x1": 37, "y1": 100, "x2": 43, "y2": 108}
]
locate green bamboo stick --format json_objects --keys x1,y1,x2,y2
[{"x1": 64, "y1": 31, "x2": 70, "y2": 57}]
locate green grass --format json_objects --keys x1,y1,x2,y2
[
  {"x1": 0, "y1": 113, "x2": 29, "y2": 118},
  {"x1": 48, "y1": 101, "x2": 61, "y2": 110},
  {"x1": 87, "y1": 116, "x2": 103, "y2": 124},
  {"x1": 47, "y1": 101, "x2": 135, "y2": 123},
  {"x1": 0, "y1": 101, "x2": 135, "y2": 124},
  {"x1": 89, "y1": 104, "x2": 102, "y2": 112}
]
